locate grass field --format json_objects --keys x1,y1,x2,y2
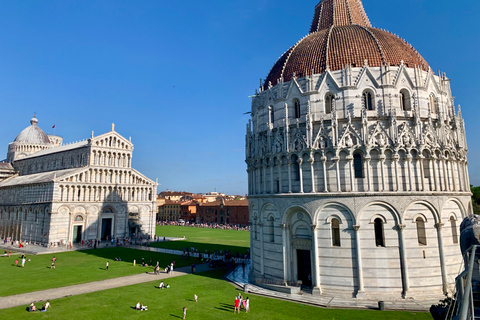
[
  {"x1": 153, "y1": 225, "x2": 250, "y2": 254},
  {"x1": 0, "y1": 247, "x2": 190, "y2": 297},
  {"x1": 0, "y1": 269, "x2": 433, "y2": 320}
]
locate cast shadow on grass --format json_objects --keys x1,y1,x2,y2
[
  {"x1": 169, "y1": 314, "x2": 183, "y2": 319},
  {"x1": 216, "y1": 302, "x2": 234, "y2": 312},
  {"x1": 150, "y1": 241, "x2": 249, "y2": 255}
]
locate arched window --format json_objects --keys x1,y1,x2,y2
[
  {"x1": 374, "y1": 218, "x2": 385, "y2": 247},
  {"x1": 269, "y1": 216, "x2": 274, "y2": 242},
  {"x1": 363, "y1": 91, "x2": 374, "y2": 110},
  {"x1": 331, "y1": 218, "x2": 341, "y2": 246},
  {"x1": 400, "y1": 89, "x2": 411, "y2": 111},
  {"x1": 416, "y1": 217, "x2": 427, "y2": 246},
  {"x1": 294, "y1": 99, "x2": 301, "y2": 119},
  {"x1": 269, "y1": 106, "x2": 274, "y2": 124},
  {"x1": 353, "y1": 153, "x2": 363, "y2": 178},
  {"x1": 450, "y1": 216, "x2": 458, "y2": 244},
  {"x1": 291, "y1": 155, "x2": 300, "y2": 181},
  {"x1": 430, "y1": 94, "x2": 437, "y2": 114},
  {"x1": 325, "y1": 94, "x2": 333, "y2": 114}
]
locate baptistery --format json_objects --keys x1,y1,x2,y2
[{"x1": 246, "y1": 0, "x2": 471, "y2": 300}]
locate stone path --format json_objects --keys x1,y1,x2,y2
[{"x1": 0, "y1": 263, "x2": 211, "y2": 310}]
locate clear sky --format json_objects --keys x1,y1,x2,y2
[{"x1": 0, "y1": 0, "x2": 478, "y2": 195}]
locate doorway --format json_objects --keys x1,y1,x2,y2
[
  {"x1": 72, "y1": 225, "x2": 82, "y2": 243},
  {"x1": 297, "y1": 249, "x2": 312, "y2": 287},
  {"x1": 101, "y1": 218, "x2": 112, "y2": 240}
]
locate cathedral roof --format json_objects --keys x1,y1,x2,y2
[
  {"x1": 13, "y1": 116, "x2": 51, "y2": 145},
  {"x1": 264, "y1": 0, "x2": 429, "y2": 88}
]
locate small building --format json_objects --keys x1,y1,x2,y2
[{"x1": 196, "y1": 199, "x2": 249, "y2": 226}]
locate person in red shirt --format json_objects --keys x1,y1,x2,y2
[{"x1": 234, "y1": 297, "x2": 240, "y2": 313}]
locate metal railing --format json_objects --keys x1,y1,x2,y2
[{"x1": 454, "y1": 245, "x2": 479, "y2": 320}]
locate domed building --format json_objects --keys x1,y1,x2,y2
[
  {"x1": 246, "y1": 0, "x2": 471, "y2": 301},
  {"x1": 0, "y1": 116, "x2": 157, "y2": 246},
  {"x1": 6, "y1": 116, "x2": 63, "y2": 163}
]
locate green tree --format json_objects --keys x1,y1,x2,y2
[{"x1": 471, "y1": 185, "x2": 480, "y2": 215}]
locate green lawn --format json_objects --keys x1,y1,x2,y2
[
  {"x1": 153, "y1": 225, "x2": 250, "y2": 255},
  {"x1": 0, "y1": 270, "x2": 433, "y2": 320},
  {"x1": 0, "y1": 247, "x2": 190, "y2": 297}
]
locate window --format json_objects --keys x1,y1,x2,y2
[
  {"x1": 292, "y1": 155, "x2": 300, "y2": 181},
  {"x1": 374, "y1": 218, "x2": 385, "y2": 247},
  {"x1": 353, "y1": 153, "x2": 363, "y2": 178},
  {"x1": 294, "y1": 100, "x2": 301, "y2": 119},
  {"x1": 416, "y1": 217, "x2": 427, "y2": 246},
  {"x1": 325, "y1": 94, "x2": 333, "y2": 114},
  {"x1": 363, "y1": 91, "x2": 374, "y2": 110},
  {"x1": 400, "y1": 89, "x2": 411, "y2": 111},
  {"x1": 430, "y1": 94, "x2": 437, "y2": 114},
  {"x1": 269, "y1": 216, "x2": 275, "y2": 242},
  {"x1": 423, "y1": 158, "x2": 430, "y2": 178},
  {"x1": 269, "y1": 106, "x2": 274, "y2": 124},
  {"x1": 450, "y1": 216, "x2": 458, "y2": 244},
  {"x1": 331, "y1": 218, "x2": 341, "y2": 246}
]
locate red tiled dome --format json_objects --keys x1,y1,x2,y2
[{"x1": 264, "y1": 0, "x2": 429, "y2": 88}]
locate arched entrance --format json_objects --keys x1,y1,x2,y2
[
  {"x1": 286, "y1": 210, "x2": 313, "y2": 288},
  {"x1": 99, "y1": 207, "x2": 115, "y2": 240},
  {"x1": 72, "y1": 215, "x2": 84, "y2": 243}
]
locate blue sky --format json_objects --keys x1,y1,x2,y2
[{"x1": 0, "y1": 0, "x2": 478, "y2": 195}]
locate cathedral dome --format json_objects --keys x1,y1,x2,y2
[
  {"x1": 14, "y1": 116, "x2": 51, "y2": 145},
  {"x1": 264, "y1": 0, "x2": 429, "y2": 88}
]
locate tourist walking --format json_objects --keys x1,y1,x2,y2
[
  {"x1": 106, "y1": 261, "x2": 109, "y2": 270},
  {"x1": 234, "y1": 296, "x2": 240, "y2": 313},
  {"x1": 15, "y1": 258, "x2": 18, "y2": 267},
  {"x1": 244, "y1": 297, "x2": 249, "y2": 313},
  {"x1": 194, "y1": 294, "x2": 198, "y2": 302},
  {"x1": 21, "y1": 257, "x2": 26, "y2": 268},
  {"x1": 183, "y1": 306, "x2": 187, "y2": 319}
]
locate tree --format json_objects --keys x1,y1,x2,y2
[{"x1": 470, "y1": 185, "x2": 480, "y2": 215}]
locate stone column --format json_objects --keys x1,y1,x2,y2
[
  {"x1": 394, "y1": 154, "x2": 400, "y2": 191},
  {"x1": 298, "y1": 158, "x2": 304, "y2": 194},
  {"x1": 347, "y1": 155, "x2": 354, "y2": 192},
  {"x1": 353, "y1": 225, "x2": 366, "y2": 298},
  {"x1": 436, "y1": 223, "x2": 449, "y2": 295},
  {"x1": 406, "y1": 154, "x2": 412, "y2": 191},
  {"x1": 277, "y1": 161, "x2": 283, "y2": 193},
  {"x1": 309, "y1": 157, "x2": 316, "y2": 193},
  {"x1": 334, "y1": 157, "x2": 341, "y2": 192},
  {"x1": 321, "y1": 157, "x2": 328, "y2": 193},
  {"x1": 287, "y1": 161, "x2": 292, "y2": 193},
  {"x1": 270, "y1": 164, "x2": 274, "y2": 194},
  {"x1": 263, "y1": 165, "x2": 267, "y2": 194},
  {"x1": 259, "y1": 222, "x2": 265, "y2": 276},
  {"x1": 397, "y1": 224, "x2": 410, "y2": 298},
  {"x1": 457, "y1": 161, "x2": 464, "y2": 191},
  {"x1": 311, "y1": 224, "x2": 321, "y2": 295},
  {"x1": 365, "y1": 156, "x2": 372, "y2": 192},
  {"x1": 432, "y1": 157, "x2": 440, "y2": 191},
  {"x1": 281, "y1": 223, "x2": 288, "y2": 284},
  {"x1": 442, "y1": 158, "x2": 450, "y2": 191},
  {"x1": 419, "y1": 156, "x2": 426, "y2": 191},
  {"x1": 380, "y1": 154, "x2": 386, "y2": 191},
  {"x1": 450, "y1": 161, "x2": 457, "y2": 191}
]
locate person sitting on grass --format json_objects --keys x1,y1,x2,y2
[
  {"x1": 159, "y1": 281, "x2": 164, "y2": 289},
  {"x1": 136, "y1": 302, "x2": 141, "y2": 310},
  {"x1": 30, "y1": 302, "x2": 37, "y2": 312},
  {"x1": 166, "y1": 284, "x2": 170, "y2": 288}
]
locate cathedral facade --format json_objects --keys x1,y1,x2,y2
[
  {"x1": 246, "y1": 0, "x2": 471, "y2": 300},
  {"x1": 0, "y1": 117, "x2": 157, "y2": 246}
]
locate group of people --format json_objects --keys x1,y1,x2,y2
[
  {"x1": 28, "y1": 301, "x2": 50, "y2": 312},
  {"x1": 14, "y1": 254, "x2": 27, "y2": 268},
  {"x1": 234, "y1": 293, "x2": 249, "y2": 313},
  {"x1": 158, "y1": 281, "x2": 170, "y2": 289},
  {"x1": 157, "y1": 221, "x2": 250, "y2": 231},
  {"x1": 135, "y1": 302, "x2": 147, "y2": 311}
]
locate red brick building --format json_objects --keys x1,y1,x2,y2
[{"x1": 196, "y1": 199, "x2": 249, "y2": 226}]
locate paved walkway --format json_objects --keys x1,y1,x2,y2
[
  {"x1": 226, "y1": 262, "x2": 440, "y2": 312},
  {"x1": 0, "y1": 263, "x2": 211, "y2": 310}
]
